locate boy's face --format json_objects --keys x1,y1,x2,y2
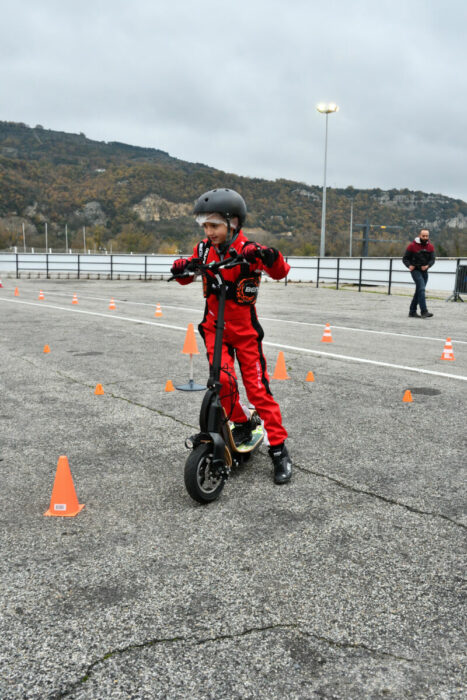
[{"x1": 203, "y1": 221, "x2": 229, "y2": 247}]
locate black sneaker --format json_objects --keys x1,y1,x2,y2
[
  {"x1": 408, "y1": 311, "x2": 421, "y2": 318},
  {"x1": 421, "y1": 311, "x2": 434, "y2": 318},
  {"x1": 268, "y1": 444, "x2": 292, "y2": 484},
  {"x1": 232, "y1": 419, "x2": 253, "y2": 446}
]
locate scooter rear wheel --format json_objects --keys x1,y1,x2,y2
[{"x1": 184, "y1": 444, "x2": 226, "y2": 504}]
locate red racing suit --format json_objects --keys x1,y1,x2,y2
[{"x1": 175, "y1": 231, "x2": 290, "y2": 446}]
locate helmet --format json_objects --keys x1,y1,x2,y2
[{"x1": 193, "y1": 188, "x2": 247, "y2": 230}]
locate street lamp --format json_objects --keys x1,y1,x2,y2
[{"x1": 317, "y1": 102, "x2": 339, "y2": 258}]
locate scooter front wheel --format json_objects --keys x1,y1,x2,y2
[{"x1": 184, "y1": 444, "x2": 226, "y2": 504}]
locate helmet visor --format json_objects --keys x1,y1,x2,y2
[{"x1": 195, "y1": 213, "x2": 237, "y2": 229}]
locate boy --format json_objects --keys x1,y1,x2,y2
[{"x1": 171, "y1": 188, "x2": 292, "y2": 484}]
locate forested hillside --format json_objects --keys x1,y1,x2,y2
[{"x1": 1, "y1": 121, "x2": 466, "y2": 255}]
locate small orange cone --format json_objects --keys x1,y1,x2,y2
[
  {"x1": 272, "y1": 351, "x2": 290, "y2": 380},
  {"x1": 43, "y1": 344, "x2": 51, "y2": 354},
  {"x1": 440, "y1": 338, "x2": 455, "y2": 361},
  {"x1": 165, "y1": 380, "x2": 175, "y2": 392},
  {"x1": 108, "y1": 298, "x2": 116, "y2": 310},
  {"x1": 306, "y1": 371, "x2": 315, "y2": 382},
  {"x1": 94, "y1": 383, "x2": 105, "y2": 395},
  {"x1": 38, "y1": 290, "x2": 45, "y2": 300},
  {"x1": 155, "y1": 303, "x2": 163, "y2": 317},
  {"x1": 44, "y1": 456, "x2": 84, "y2": 517},
  {"x1": 321, "y1": 323, "x2": 333, "y2": 343},
  {"x1": 182, "y1": 323, "x2": 199, "y2": 355},
  {"x1": 14, "y1": 287, "x2": 19, "y2": 296},
  {"x1": 72, "y1": 293, "x2": 79, "y2": 305},
  {"x1": 403, "y1": 389, "x2": 413, "y2": 403}
]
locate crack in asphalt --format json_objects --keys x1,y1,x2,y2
[
  {"x1": 50, "y1": 623, "x2": 415, "y2": 698},
  {"x1": 294, "y1": 463, "x2": 466, "y2": 530},
  {"x1": 17, "y1": 356, "x2": 197, "y2": 430}
]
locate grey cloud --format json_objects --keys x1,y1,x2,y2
[{"x1": 1, "y1": 0, "x2": 466, "y2": 199}]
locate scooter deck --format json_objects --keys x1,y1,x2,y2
[{"x1": 227, "y1": 423, "x2": 264, "y2": 453}]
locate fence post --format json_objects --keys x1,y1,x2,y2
[
  {"x1": 16, "y1": 253, "x2": 19, "y2": 279},
  {"x1": 144, "y1": 255, "x2": 147, "y2": 281},
  {"x1": 388, "y1": 258, "x2": 393, "y2": 295},
  {"x1": 46, "y1": 253, "x2": 49, "y2": 280},
  {"x1": 77, "y1": 254, "x2": 80, "y2": 280},
  {"x1": 110, "y1": 255, "x2": 113, "y2": 281},
  {"x1": 336, "y1": 258, "x2": 340, "y2": 290},
  {"x1": 317, "y1": 257, "x2": 320, "y2": 288},
  {"x1": 358, "y1": 258, "x2": 363, "y2": 292}
]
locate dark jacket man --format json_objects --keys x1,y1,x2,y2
[{"x1": 402, "y1": 229, "x2": 435, "y2": 318}]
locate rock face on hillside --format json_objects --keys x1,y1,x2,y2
[
  {"x1": 72, "y1": 201, "x2": 107, "y2": 226},
  {"x1": 132, "y1": 194, "x2": 192, "y2": 222}
]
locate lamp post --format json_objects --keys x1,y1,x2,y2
[{"x1": 317, "y1": 102, "x2": 339, "y2": 258}]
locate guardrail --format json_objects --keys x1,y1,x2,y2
[{"x1": 0, "y1": 252, "x2": 465, "y2": 295}]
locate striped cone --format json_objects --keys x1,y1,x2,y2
[
  {"x1": 321, "y1": 323, "x2": 333, "y2": 343},
  {"x1": 155, "y1": 303, "x2": 163, "y2": 317},
  {"x1": 72, "y1": 293, "x2": 79, "y2": 305},
  {"x1": 108, "y1": 298, "x2": 116, "y2": 310},
  {"x1": 440, "y1": 338, "x2": 455, "y2": 361},
  {"x1": 38, "y1": 290, "x2": 45, "y2": 300}
]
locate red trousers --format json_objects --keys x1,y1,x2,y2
[{"x1": 199, "y1": 308, "x2": 288, "y2": 446}]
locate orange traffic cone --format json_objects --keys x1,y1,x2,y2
[
  {"x1": 14, "y1": 287, "x2": 19, "y2": 296},
  {"x1": 306, "y1": 371, "x2": 315, "y2": 382},
  {"x1": 440, "y1": 338, "x2": 455, "y2": 361},
  {"x1": 94, "y1": 383, "x2": 105, "y2": 395},
  {"x1": 38, "y1": 290, "x2": 45, "y2": 300},
  {"x1": 72, "y1": 293, "x2": 79, "y2": 305},
  {"x1": 182, "y1": 323, "x2": 199, "y2": 355},
  {"x1": 403, "y1": 389, "x2": 413, "y2": 403},
  {"x1": 165, "y1": 380, "x2": 175, "y2": 392},
  {"x1": 43, "y1": 344, "x2": 51, "y2": 353},
  {"x1": 108, "y1": 298, "x2": 116, "y2": 310},
  {"x1": 155, "y1": 303, "x2": 163, "y2": 317},
  {"x1": 44, "y1": 456, "x2": 84, "y2": 517},
  {"x1": 272, "y1": 351, "x2": 290, "y2": 379},
  {"x1": 321, "y1": 323, "x2": 333, "y2": 343},
  {"x1": 176, "y1": 324, "x2": 206, "y2": 391}
]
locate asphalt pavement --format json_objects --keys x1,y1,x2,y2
[{"x1": 0, "y1": 278, "x2": 466, "y2": 699}]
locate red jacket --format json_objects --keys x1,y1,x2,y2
[
  {"x1": 403, "y1": 238, "x2": 435, "y2": 270},
  {"x1": 176, "y1": 232, "x2": 290, "y2": 321}
]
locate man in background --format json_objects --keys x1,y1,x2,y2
[{"x1": 403, "y1": 229, "x2": 435, "y2": 318}]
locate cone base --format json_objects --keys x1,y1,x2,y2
[
  {"x1": 44, "y1": 503, "x2": 85, "y2": 517},
  {"x1": 176, "y1": 379, "x2": 206, "y2": 391}
]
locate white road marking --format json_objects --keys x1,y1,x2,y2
[
  {"x1": 34, "y1": 291, "x2": 467, "y2": 345},
  {"x1": 1, "y1": 297, "x2": 466, "y2": 382}
]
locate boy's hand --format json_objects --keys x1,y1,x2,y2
[
  {"x1": 171, "y1": 258, "x2": 189, "y2": 275},
  {"x1": 242, "y1": 243, "x2": 279, "y2": 267}
]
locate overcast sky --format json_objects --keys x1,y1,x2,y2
[{"x1": 2, "y1": 0, "x2": 466, "y2": 201}]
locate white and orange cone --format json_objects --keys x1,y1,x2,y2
[
  {"x1": 321, "y1": 323, "x2": 333, "y2": 343},
  {"x1": 440, "y1": 338, "x2": 455, "y2": 361},
  {"x1": 108, "y1": 298, "x2": 116, "y2": 310}
]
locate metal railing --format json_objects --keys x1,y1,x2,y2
[{"x1": 0, "y1": 252, "x2": 465, "y2": 295}]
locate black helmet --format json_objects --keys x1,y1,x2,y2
[{"x1": 193, "y1": 188, "x2": 247, "y2": 230}]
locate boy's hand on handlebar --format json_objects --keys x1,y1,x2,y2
[
  {"x1": 242, "y1": 243, "x2": 279, "y2": 267},
  {"x1": 170, "y1": 258, "x2": 189, "y2": 276},
  {"x1": 170, "y1": 258, "x2": 202, "y2": 276}
]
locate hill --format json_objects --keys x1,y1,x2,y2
[{"x1": 0, "y1": 121, "x2": 466, "y2": 256}]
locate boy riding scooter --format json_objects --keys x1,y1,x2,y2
[{"x1": 171, "y1": 188, "x2": 292, "y2": 484}]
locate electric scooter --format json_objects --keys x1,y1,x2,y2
[{"x1": 170, "y1": 250, "x2": 264, "y2": 504}]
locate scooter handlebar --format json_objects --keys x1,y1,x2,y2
[{"x1": 168, "y1": 251, "x2": 245, "y2": 281}]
